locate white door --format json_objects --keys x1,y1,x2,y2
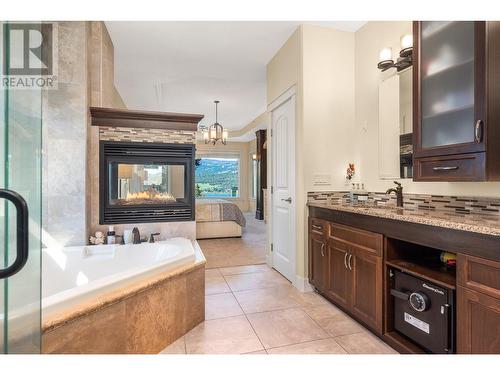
[{"x1": 270, "y1": 93, "x2": 295, "y2": 282}]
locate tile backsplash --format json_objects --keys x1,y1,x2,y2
[{"x1": 307, "y1": 191, "x2": 500, "y2": 217}]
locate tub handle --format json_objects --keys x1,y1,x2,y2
[{"x1": 0, "y1": 189, "x2": 29, "y2": 279}]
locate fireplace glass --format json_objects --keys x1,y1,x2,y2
[{"x1": 109, "y1": 163, "x2": 185, "y2": 206}]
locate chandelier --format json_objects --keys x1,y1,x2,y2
[{"x1": 202, "y1": 100, "x2": 228, "y2": 145}]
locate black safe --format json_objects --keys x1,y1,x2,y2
[{"x1": 391, "y1": 269, "x2": 455, "y2": 353}]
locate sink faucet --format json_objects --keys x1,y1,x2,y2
[
  {"x1": 132, "y1": 227, "x2": 141, "y2": 244},
  {"x1": 386, "y1": 181, "x2": 404, "y2": 208}
]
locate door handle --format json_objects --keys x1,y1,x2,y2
[
  {"x1": 0, "y1": 189, "x2": 29, "y2": 279},
  {"x1": 281, "y1": 197, "x2": 292, "y2": 203},
  {"x1": 390, "y1": 289, "x2": 410, "y2": 301},
  {"x1": 475, "y1": 120, "x2": 483, "y2": 143},
  {"x1": 320, "y1": 243, "x2": 325, "y2": 257},
  {"x1": 348, "y1": 254, "x2": 353, "y2": 270},
  {"x1": 344, "y1": 253, "x2": 348, "y2": 269}
]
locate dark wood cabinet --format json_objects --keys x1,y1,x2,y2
[
  {"x1": 457, "y1": 254, "x2": 500, "y2": 353},
  {"x1": 413, "y1": 21, "x2": 500, "y2": 181},
  {"x1": 325, "y1": 238, "x2": 350, "y2": 308},
  {"x1": 350, "y1": 247, "x2": 383, "y2": 333},
  {"x1": 308, "y1": 218, "x2": 328, "y2": 292},
  {"x1": 326, "y1": 223, "x2": 383, "y2": 333}
]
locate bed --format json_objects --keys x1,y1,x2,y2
[{"x1": 195, "y1": 199, "x2": 246, "y2": 239}]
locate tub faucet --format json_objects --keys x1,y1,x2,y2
[
  {"x1": 386, "y1": 181, "x2": 404, "y2": 208},
  {"x1": 149, "y1": 232, "x2": 160, "y2": 243},
  {"x1": 132, "y1": 227, "x2": 141, "y2": 244}
]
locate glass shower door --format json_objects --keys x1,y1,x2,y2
[{"x1": 0, "y1": 21, "x2": 43, "y2": 354}]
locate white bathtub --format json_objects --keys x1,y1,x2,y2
[{"x1": 42, "y1": 237, "x2": 197, "y2": 319}]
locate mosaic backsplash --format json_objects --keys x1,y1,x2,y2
[
  {"x1": 307, "y1": 191, "x2": 500, "y2": 217},
  {"x1": 99, "y1": 126, "x2": 196, "y2": 144}
]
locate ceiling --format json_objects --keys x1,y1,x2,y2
[{"x1": 106, "y1": 21, "x2": 366, "y2": 133}]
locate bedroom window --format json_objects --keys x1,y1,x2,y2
[{"x1": 195, "y1": 155, "x2": 240, "y2": 198}]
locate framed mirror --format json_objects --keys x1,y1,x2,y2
[{"x1": 378, "y1": 67, "x2": 413, "y2": 179}]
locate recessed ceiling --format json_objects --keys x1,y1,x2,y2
[{"x1": 106, "y1": 21, "x2": 366, "y2": 132}]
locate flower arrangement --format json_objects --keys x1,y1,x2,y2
[{"x1": 346, "y1": 163, "x2": 355, "y2": 180}]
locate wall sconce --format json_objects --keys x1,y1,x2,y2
[{"x1": 377, "y1": 34, "x2": 413, "y2": 72}]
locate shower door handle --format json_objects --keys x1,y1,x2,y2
[{"x1": 0, "y1": 189, "x2": 29, "y2": 279}]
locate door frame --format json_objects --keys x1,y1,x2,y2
[{"x1": 267, "y1": 85, "x2": 296, "y2": 286}]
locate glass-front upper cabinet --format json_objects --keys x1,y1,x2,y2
[{"x1": 412, "y1": 21, "x2": 500, "y2": 181}]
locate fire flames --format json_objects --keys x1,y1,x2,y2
[{"x1": 114, "y1": 188, "x2": 176, "y2": 205}]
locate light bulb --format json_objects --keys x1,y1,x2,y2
[
  {"x1": 379, "y1": 47, "x2": 393, "y2": 62},
  {"x1": 401, "y1": 34, "x2": 413, "y2": 49},
  {"x1": 222, "y1": 129, "x2": 228, "y2": 143}
]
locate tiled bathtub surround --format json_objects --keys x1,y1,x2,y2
[
  {"x1": 99, "y1": 126, "x2": 196, "y2": 144},
  {"x1": 42, "y1": 250, "x2": 206, "y2": 354},
  {"x1": 308, "y1": 191, "x2": 500, "y2": 217}
]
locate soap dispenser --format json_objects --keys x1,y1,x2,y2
[{"x1": 107, "y1": 225, "x2": 116, "y2": 245}]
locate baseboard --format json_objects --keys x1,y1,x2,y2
[{"x1": 293, "y1": 275, "x2": 314, "y2": 293}]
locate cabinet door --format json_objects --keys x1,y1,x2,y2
[
  {"x1": 350, "y1": 247, "x2": 383, "y2": 333},
  {"x1": 414, "y1": 21, "x2": 486, "y2": 158},
  {"x1": 325, "y1": 238, "x2": 350, "y2": 309},
  {"x1": 457, "y1": 286, "x2": 500, "y2": 354},
  {"x1": 309, "y1": 233, "x2": 327, "y2": 292}
]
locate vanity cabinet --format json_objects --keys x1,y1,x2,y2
[
  {"x1": 308, "y1": 218, "x2": 328, "y2": 292},
  {"x1": 413, "y1": 21, "x2": 500, "y2": 181},
  {"x1": 308, "y1": 220, "x2": 383, "y2": 333},
  {"x1": 457, "y1": 254, "x2": 500, "y2": 353}
]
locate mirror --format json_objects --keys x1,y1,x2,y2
[{"x1": 378, "y1": 67, "x2": 413, "y2": 179}]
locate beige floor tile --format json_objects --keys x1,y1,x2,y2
[
  {"x1": 159, "y1": 336, "x2": 186, "y2": 354},
  {"x1": 224, "y1": 270, "x2": 290, "y2": 292},
  {"x1": 334, "y1": 332, "x2": 397, "y2": 354},
  {"x1": 267, "y1": 338, "x2": 347, "y2": 354},
  {"x1": 205, "y1": 268, "x2": 222, "y2": 278},
  {"x1": 184, "y1": 316, "x2": 264, "y2": 354},
  {"x1": 205, "y1": 292, "x2": 244, "y2": 320},
  {"x1": 289, "y1": 290, "x2": 331, "y2": 308},
  {"x1": 247, "y1": 308, "x2": 329, "y2": 349},
  {"x1": 303, "y1": 304, "x2": 365, "y2": 337},
  {"x1": 205, "y1": 274, "x2": 231, "y2": 295},
  {"x1": 234, "y1": 286, "x2": 301, "y2": 314},
  {"x1": 219, "y1": 264, "x2": 271, "y2": 276},
  {"x1": 242, "y1": 350, "x2": 268, "y2": 354}
]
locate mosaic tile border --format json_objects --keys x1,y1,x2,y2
[
  {"x1": 99, "y1": 126, "x2": 196, "y2": 144},
  {"x1": 307, "y1": 191, "x2": 500, "y2": 217}
]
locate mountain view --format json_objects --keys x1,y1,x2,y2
[{"x1": 195, "y1": 157, "x2": 239, "y2": 198}]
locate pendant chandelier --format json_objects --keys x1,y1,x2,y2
[{"x1": 202, "y1": 100, "x2": 228, "y2": 145}]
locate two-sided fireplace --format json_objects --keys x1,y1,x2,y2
[{"x1": 99, "y1": 141, "x2": 195, "y2": 224}]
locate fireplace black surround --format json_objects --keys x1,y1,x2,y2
[{"x1": 99, "y1": 141, "x2": 195, "y2": 224}]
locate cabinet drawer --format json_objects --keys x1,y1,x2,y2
[
  {"x1": 414, "y1": 153, "x2": 485, "y2": 181},
  {"x1": 329, "y1": 223, "x2": 382, "y2": 257},
  {"x1": 458, "y1": 254, "x2": 500, "y2": 299},
  {"x1": 310, "y1": 218, "x2": 328, "y2": 236}
]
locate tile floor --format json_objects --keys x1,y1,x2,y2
[{"x1": 160, "y1": 265, "x2": 397, "y2": 355}]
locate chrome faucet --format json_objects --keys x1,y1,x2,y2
[
  {"x1": 386, "y1": 181, "x2": 404, "y2": 208},
  {"x1": 132, "y1": 227, "x2": 141, "y2": 244}
]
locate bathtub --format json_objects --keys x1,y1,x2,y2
[{"x1": 42, "y1": 237, "x2": 197, "y2": 319}]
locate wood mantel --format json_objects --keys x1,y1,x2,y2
[{"x1": 90, "y1": 107, "x2": 204, "y2": 131}]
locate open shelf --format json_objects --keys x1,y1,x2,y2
[
  {"x1": 386, "y1": 259, "x2": 456, "y2": 290},
  {"x1": 385, "y1": 237, "x2": 457, "y2": 290}
]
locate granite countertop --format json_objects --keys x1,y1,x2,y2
[{"x1": 308, "y1": 201, "x2": 500, "y2": 237}]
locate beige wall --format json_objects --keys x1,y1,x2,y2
[
  {"x1": 196, "y1": 141, "x2": 251, "y2": 211},
  {"x1": 266, "y1": 25, "x2": 356, "y2": 282},
  {"x1": 355, "y1": 21, "x2": 500, "y2": 197}
]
